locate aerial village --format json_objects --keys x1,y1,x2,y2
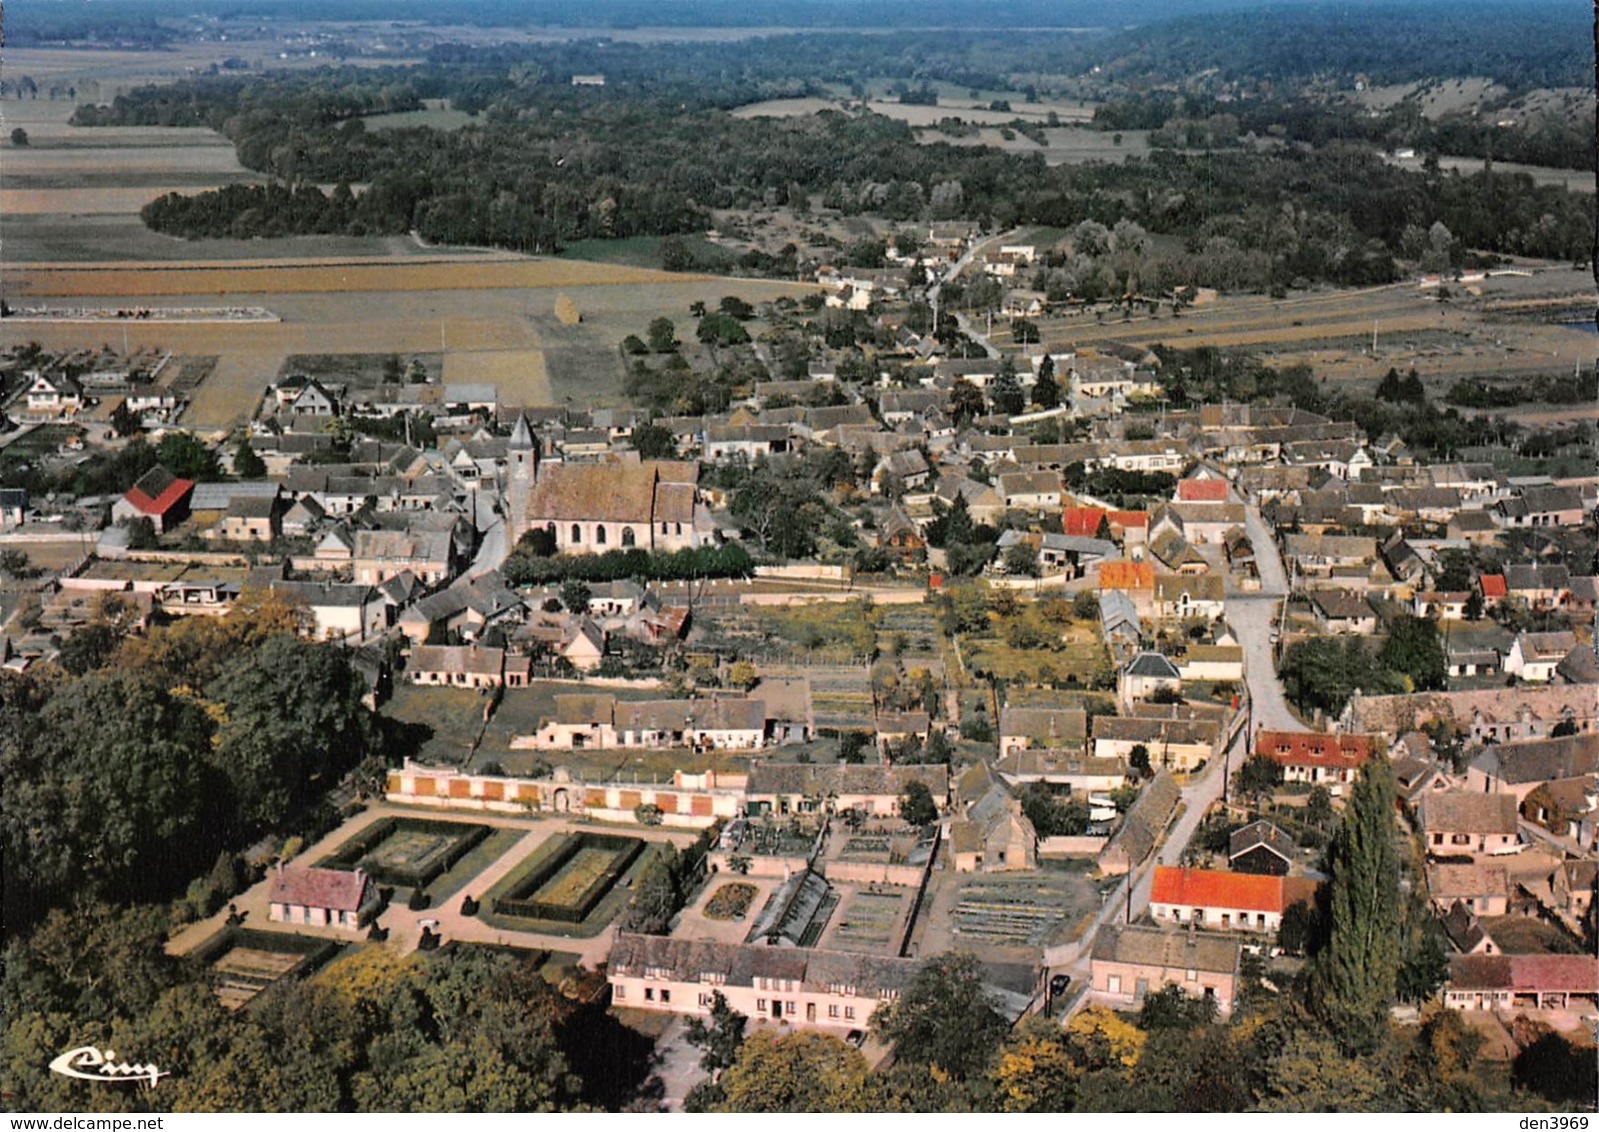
[{"x1": 2, "y1": 221, "x2": 1595, "y2": 1077}]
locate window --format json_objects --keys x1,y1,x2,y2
[
  {"x1": 1186, "y1": 969, "x2": 1197, "y2": 982},
  {"x1": 699, "y1": 994, "x2": 713, "y2": 1007},
  {"x1": 787, "y1": 1001, "x2": 796, "y2": 1014},
  {"x1": 757, "y1": 998, "x2": 767, "y2": 1011},
  {"x1": 644, "y1": 987, "x2": 655, "y2": 1001},
  {"x1": 571, "y1": 524, "x2": 582, "y2": 543},
  {"x1": 661, "y1": 989, "x2": 671, "y2": 1004},
  {"x1": 844, "y1": 1007, "x2": 855, "y2": 1021},
  {"x1": 829, "y1": 1005, "x2": 840, "y2": 1018},
  {"x1": 614, "y1": 985, "x2": 626, "y2": 1000},
  {"x1": 622, "y1": 527, "x2": 636, "y2": 548},
  {"x1": 1108, "y1": 975, "x2": 1122, "y2": 994}
]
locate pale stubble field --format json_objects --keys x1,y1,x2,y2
[{"x1": 1, "y1": 90, "x2": 817, "y2": 429}]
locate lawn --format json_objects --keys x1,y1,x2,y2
[
  {"x1": 423, "y1": 827, "x2": 526, "y2": 904},
  {"x1": 696, "y1": 600, "x2": 877, "y2": 664},
  {"x1": 558, "y1": 234, "x2": 735, "y2": 272},
  {"x1": 382, "y1": 683, "x2": 489, "y2": 768},
  {"x1": 363, "y1": 101, "x2": 478, "y2": 132},
  {"x1": 962, "y1": 632, "x2": 1109, "y2": 685},
  {"x1": 478, "y1": 834, "x2": 662, "y2": 938}
]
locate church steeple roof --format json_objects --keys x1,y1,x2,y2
[{"x1": 508, "y1": 412, "x2": 534, "y2": 450}]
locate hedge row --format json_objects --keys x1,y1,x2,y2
[{"x1": 501, "y1": 543, "x2": 754, "y2": 585}]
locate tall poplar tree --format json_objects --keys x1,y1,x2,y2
[{"x1": 1312, "y1": 755, "x2": 1401, "y2": 1053}]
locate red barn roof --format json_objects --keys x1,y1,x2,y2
[
  {"x1": 1478, "y1": 574, "x2": 1507, "y2": 599},
  {"x1": 1450, "y1": 954, "x2": 1598, "y2": 993},
  {"x1": 1099, "y1": 560, "x2": 1155, "y2": 591},
  {"x1": 123, "y1": 465, "x2": 194, "y2": 518},
  {"x1": 1178, "y1": 478, "x2": 1231, "y2": 502},
  {"x1": 1107, "y1": 509, "x2": 1148, "y2": 531},
  {"x1": 1062, "y1": 506, "x2": 1108, "y2": 538},
  {"x1": 1257, "y1": 730, "x2": 1374, "y2": 770},
  {"x1": 1151, "y1": 866, "x2": 1286, "y2": 914}
]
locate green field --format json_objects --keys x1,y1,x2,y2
[
  {"x1": 532, "y1": 846, "x2": 619, "y2": 907},
  {"x1": 558, "y1": 234, "x2": 735, "y2": 271},
  {"x1": 424, "y1": 827, "x2": 526, "y2": 904},
  {"x1": 383, "y1": 684, "x2": 489, "y2": 767},
  {"x1": 363, "y1": 101, "x2": 478, "y2": 131},
  {"x1": 962, "y1": 633, "x2": 1109, "y2": 684}
]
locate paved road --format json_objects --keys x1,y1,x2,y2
[
  {"x1": 1243, "y1": 504, "x2": 1289, "y2": 595},
  {"x1": 650, "y1": 1016, "x2": 709, "y2": 1113},
  {"x1": 1054, "y1": 502, "x2": 1302, "y2": 1009},
  {"x1": 927, "y1": 228, "x2": 1019, "y2": 360},
  {"x1": 1228, "y1": 595, "x2": 1305, "y2": 734},
  {"x1": 461, "y1": 486, "x2": 508, "y2": 581},
  {"x1": 1055, "y1": 732, "x2": 1241, "y2": 1008},
  {"x1": 1229, "y1": 504, "x2": 1307, "y2": 735}
]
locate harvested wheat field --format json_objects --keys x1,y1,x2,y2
[
  {"x1": 2, "y1": 187, "x2": 241, "y2": 215},
  {"x1": 4, "y1": 257, "x2": 819, "y2": 428},
  {"x1": 443, "y1": 350, "x2": 552, "y2": 408},
  {"x1": 10, "y1": 257, "x2": 700, "y2": 299}
]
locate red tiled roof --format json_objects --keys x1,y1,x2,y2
[
  {"x1": 1062, "y1": 506, "x2": 1108, "y2": 538},
  {"x1": 1107, "y1": 509, "x2": 1148, "y2": 530},
  {"x1": 1449, "y1": 954, "x2": 1598, "y2": 993},
  {"x1": 1508, "y1": 955, "x2": 1599, "y2": 993},
  {"x1": 1478, "y1": 574, "x2": 1507, "y2": 599},
  {"x1": 269, "y1": 866, "x2": 371, "y2": 912},
  {"x1": 1257, "y1": 730, "x2": 1373, "y2": 770},
  {"x1": 1150, "y1": 866, "x2": 1286, "y2": 914},
  {"x1": 1178, "y1": 478, "x2": 1230, "y2": 502},
  {"x1": 1099, "y1": 560, "x2": 1155, "y2": 591},
  {"x1": 124, "y1": 472, "x2": 194, "y2": 517}
]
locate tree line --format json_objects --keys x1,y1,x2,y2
[{"x1": 76, "y1": 34, "x2": 1590, "y2": 277}]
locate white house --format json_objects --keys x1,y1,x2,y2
[
  {"x1": 1504, "y1": 631, "x2": 1578, "y2": 683},
  {"x1": 267, "y1": 865, "x2": 380, "y2": 931}
]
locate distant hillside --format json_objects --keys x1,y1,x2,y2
[{"x1": 1089, "y1": 2, "x2": 1595, "y2": 93}]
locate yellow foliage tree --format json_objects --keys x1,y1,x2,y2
[
  {"x1": 715, "y1": 1031, "x2": 877, "y2": 1112},
  {"x1": 993, "y1": 1017, "x2": 1077, "y2": 1112},
  {"x1": 1064, "y1": 1005, "x2": 1146, "y2": 1072},
  {"x1": 727, "y1": 660, "x2": 758, "y2": 690},
  {"x1": 318, "y1": 946, "x2": 420, "y2": 1008}
]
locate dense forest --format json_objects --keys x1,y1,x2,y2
[
  {"x1": 3, "y1": 912, "x2": 653, "y2": 1111},
  {"x1": 0, "y1": 596, "x2": 381, "y2": 931},
  {"x1": 75, "y1": 33, "x2": 1593, "y2": 281}
]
